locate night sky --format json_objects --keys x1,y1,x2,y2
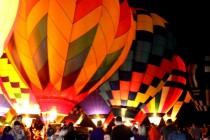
[{"x1": 128, "y1": 0, "x2": 210, "y2": 63}]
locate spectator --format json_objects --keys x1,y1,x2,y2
[
  {"x1": 64, "y1": 122, "x2": 78, "y2": 140},
  {"x1": 47, "y1": 124, "x2": 54, "y2": 139},
  {"x1": 89, "y1": 120, "x2": 104, "y2": 140},
  {"x1": 160, "y1": 119, "x2": 174, "y2": 140},
  {"x1": 111, "y1": 116, "x2": 134, "y2": 140},
  {"x1": 10, "y1": 121, "x2": 26, "y2": 140},
  {"x1": 1, "y1": 126, "x2": 14, "y2": 140}
]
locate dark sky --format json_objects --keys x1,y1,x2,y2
[{"x1": 128, "y1": 0, "x2": 210, "y2": 63}]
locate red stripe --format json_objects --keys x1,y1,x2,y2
[
  {"x1": 73, "y1": 0, "x2": 102, "y2": 23},
  {"x1": 115, "y1": 0, "x2": 131, "y2": 37}
]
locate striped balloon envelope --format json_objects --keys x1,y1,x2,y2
[
  {"x1": 5, "y1": 0, "x2": 133, "y2": 115},
  {"x1": 142, "y1": 56, "x2": 187, "y2": 120},
  {"x1": 99, "y1": 8, "x2": 176, "y2": 119}
]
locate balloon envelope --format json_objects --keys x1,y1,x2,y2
[
  {"x1": 6, "y1": 0, "x2": 133, "y2": 114},
  {"x1": 142, "y1": 56, "x2": 186, "y2": 114},
  {"x1": 99, "y1": 8, "x2": 176, "y2": 118}
]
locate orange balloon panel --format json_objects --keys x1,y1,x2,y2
[{"x1": 6, "y1": 0, "x2": 133, "y2": 114}]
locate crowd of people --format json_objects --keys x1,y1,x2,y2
[{"x1": 0, "y1": 114, "x2": 210, "y2": 140}]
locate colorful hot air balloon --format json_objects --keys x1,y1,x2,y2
[
  {"x1": 5, "y1": 0, "x2": 133, "y2": 115},
  {"x1": 142, "y1": 55, "x2": 186, "y2": 125},
  {"x1": 79, "y1": 90, "x2": 111, "y2": 126},
  {"x1": 99, "y1": 8, "x2": 176, "y2": 119},
  {"x1": 188, "y1": 56, "x2": 210, "y2": 111},
  {"x1": 0, "y1": 0, "x2": 19, "y2": 57},
  {"x1": 0, "y1": 53, "x2": 40, "y2": 115}
]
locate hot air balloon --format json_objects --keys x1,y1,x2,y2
[
  {"x1": 79, "y1": 90, "x2": 111, "y2": 126},
  {"x1": 188, "y1": 55, "x2": 210, "y2": 111},
  {"x1": 0, "y1": 0, "x2": 19, "y2": 57},
  {"x1": 142, "y1": 55, "x2": 186, "y2": 125},
  {"x1": 5, "y1": 0, "x2": 133, "y2": 115},
  {"x1": 99, "y1": 8, "x2": 176, "y2": 119},
  {"x1": 0, "y1": 53, "x2": 40, "y2": 115}
]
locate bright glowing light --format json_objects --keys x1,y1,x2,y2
[
  {"x1": 22, "y1": 116, "x2": 33, "y2": 128},
  {"x1": 121, "y1": 117, "x2": 133, "y2": 127},
  {"x1": 91, "y1": 117, "x2": 105, "y2": 126},
  {"x1": 163, "y1": 114, "x2": 170, "y2": 122},
  {"x1": 14, "y1": 103, "x2": 40, "y2": 114},
  {"x1": 0, "y1": 107, "x2": 10, "y2": 114},
  {"x1": 121, "y1": 108, "x2": 127, "y2": 117},
  {"x1": 163, "y1": 114, "x2": 177, "y2": 123},
  {"x1": 49, "y1": 109, "x2": 57, "y2": 122},
  {"x1": 104, "y1": 123, "x2": 107, "y2": 128},
  {"x1": 0, "y1": 0, "x2": 19, "y2": 57},
  {"x1": 75, "y1": 114, "x2": 84, "y2": 125},
  {"x1": 148, "y1": 113, "x2": 162, "y2": 126}
]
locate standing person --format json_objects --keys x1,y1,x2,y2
[
  {"x1": 64, "y1": 122, "x2": 78, "y2": 140},
  {"x1": 11, "y1": 115, "x2": 24, "y2": 129},
  {"x1": 111, "y1": 116, "x2": 134, "y2": 140},
  {"x1": 10, "y1": 121, "x2": 26, "y2": 140},
  {"x1": 47, "y1": 124, "x2": 54, "y2": 139},
  {"x1": 89, "y1": 120, "x2": 104, "y2": 140},
  {"x1": 167, "y1": 124, "x2": 186, "y2": 140},
  {"x1": 202, "y1": 123, "x2": 210, "y2": 140},
  {"x1": 138, "y1": 124, "x2": 147, "y2": 140},
  {"x1": 51, "y1": 126, "x2": 68, "y2": 140},
  {"x1": 1, "y1": 126, "x2": 14, "y2": 140},
  {"x1": 190, "y1": 123, "x2": 201, "y2": 140},
  {"x1": 148, "y1": 123, "x2": 160, "y2": 140},
  {"x1": 160, "y1": 119, "x2": 174, "y2": 140}
]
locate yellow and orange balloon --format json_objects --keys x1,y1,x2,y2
[{"x1": 5, "y1": 0, "x2": 133, "y2": 115}]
